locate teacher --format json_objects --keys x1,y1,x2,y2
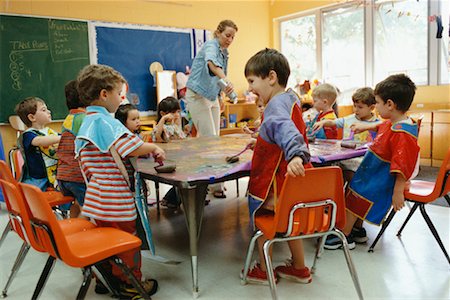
[{"x1": 185, "y1": 19, "x2": 238, "y2": 198}]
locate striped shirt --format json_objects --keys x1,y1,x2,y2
[{"x1": 79, "y1": 133, "x2": 143, "y2": 222}]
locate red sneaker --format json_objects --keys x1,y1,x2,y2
[
  {"x1": 242, "y1": 263, "x2": 278, "y2": 286},
  {"x1": 275, "y1": 264, "x2": 312, "y2": 284}
]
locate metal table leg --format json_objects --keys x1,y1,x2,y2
[{"x1": 178, "y1": 184, "x2": 208, "y2": 298}]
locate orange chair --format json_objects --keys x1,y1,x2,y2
[
  {"x1": 240, "y1": 166, "x2": 363, "y2": 300},
  {"x1": 0, "y1": 160, "x2": 73, "y2": 247},
  {"x1": 8, "y1": 148, "x2": 24, "y2": 180},
  {"x1": 368, "y1": 147, "x2": 450, "y2": 264},
  {"x1": 20, "y1": 183, "x2": 151, "y2": 299},
  {"x1": 0, "y1": 179, "x2": 95, "y2": 297}
]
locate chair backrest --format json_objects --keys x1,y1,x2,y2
[
  {"x1": 0, "y1": 179, "x2": 45, "y2": 252},
  {"x1": 9, "y1": 148, "x2": 24, "y2": 180},
  {"x1": 265, "y1": 166, "x2": 345, "y2": 239},
  {"x1": 435, "y1": 147, "x2": 450, "y2": 198},
  {"x1": 0, "y1": 159, "x2": 18, "y2": 187},
  {"x1": 19, "y1": 183, "x2": 66, "y2": 258}
]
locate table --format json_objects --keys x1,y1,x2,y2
[{"x1": 137, "y1": 136, "x2": 367, "y2": 297}]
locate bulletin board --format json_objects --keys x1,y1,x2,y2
[
  {"x1": 92, "y1": 22, "x2": 196, "y2": 112},
  {"x1": 0, "y1": 14, "x2": 90, "y2": 123}
]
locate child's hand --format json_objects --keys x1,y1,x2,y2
[
  {"x1": 392, "y1": 190, "x2": 405, "y2": 212},
  {"x1": 312, "y1": 120, "x2": 325, "y2": 132},
  {"x1": 162, "y1": 113, "x2": 175, "y2": 123},
  {"x1": 287, "y1": 156, "x2": 305, "y2": 177},
  {"x1": 350, "y1": 123, "x2": 370, "y2": 134},
  {"x1": 247, "y1": 138, "x2": 257, "y2": 150},
  {"x1": 152, "y1": 145, "x2": 166, "y2": 162},
  {"x1": 242, "y1": 126, "x2": 253, "y2": 135}
]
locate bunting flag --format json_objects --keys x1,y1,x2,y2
[{"x1": 190, "y1": 29, "x2": 210, "y2": 59}]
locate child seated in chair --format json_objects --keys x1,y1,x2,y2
[
  {"x1": 326, "y1": 74, "x2": 420, "y2": 250},
  {"x1": 244, "y1": 48, "x2": 313, "y2": 285},
  {"x1": 313, "y1": 87, "x2": 380, "y2": 245},
  {"x1": 305, "y1": 83, "x2": 339, "y2": 140},
  {"x1": 15, "y1": 97, "x2": 60, "y2": 191}
]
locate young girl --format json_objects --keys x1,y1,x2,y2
[
  {"x1": 152, "y1": 96, "x2": 186, "y2": 143},
  {"x1": 243, "y1": 97, "x2": 264, "y2": 138}
]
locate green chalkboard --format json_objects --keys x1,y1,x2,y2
[{"x1": 0, "y1": 15, "x2": 89, "y2": 123}]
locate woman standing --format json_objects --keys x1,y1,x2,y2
[{"x1": 186, "y1": 19, "x2": 238, "y2": 198}]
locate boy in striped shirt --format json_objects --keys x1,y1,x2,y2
[{"x1": 75, "y1": 64, "x2": 165, "y2": 297}]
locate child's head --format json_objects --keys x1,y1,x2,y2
[
  {"x1": 15, "y1": 97, "x2": 51, "y2": 128},
  {"x1": 256, "y1": 98, "x2": 265, "y2": 117},
  {"x1": 64, "y1": 80, "x2": 84, "y2": 110},
  {"x1": 77, "y1": 64, "x2": 126, "y2": 113},
  {"x1": 115, "y1": 103, "x2": 140, "y2": 133},
  {"x1": 352, "y1": 87, "x2": 376, "y2": 121},
  {"x1": 244, "y1": 48, "x2": 290, "y2": 104},
  {"x1": 157, "y1": 96, "x2": 181, "y2": 122},
  {"x1": 311, "y1": 83, "x2": 338, "y2": 112},
  {"x1": 374, "y1": 74, "x2": 416, "y2": 119}
]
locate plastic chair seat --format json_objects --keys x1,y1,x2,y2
[
  {"x1": 64, "y1": 228, "x2": 141, "y2": 267},
  {"x1": 44, "y1": 191, "x2": 74, "y2": 206},
  {"x1": 59, "y1": 219, "x2": 96, "y2": 236},
  {"x1": 404, "y1": 180, "x2": 436, "y2": 200}
]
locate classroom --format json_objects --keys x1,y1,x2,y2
[{"x1": 0, "y1": 0, "x2": 449, "y2": 299}]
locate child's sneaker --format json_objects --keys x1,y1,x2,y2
[
  {"x1": 119, "y1": 278, "x2": 158, "y2": 298},
  {"x1": 241, "y1": 263, "x2": 278, "y2": 286},
  {"x1": 351, "y1": 226, "x2": 368, "y2": 244},
  {"x1": 324, "y1": 234, "x2": 356, "y2": 250},
  {"x1": 275, "y1": 264, "x2": 312, "y2": 284}
]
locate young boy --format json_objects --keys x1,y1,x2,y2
[
  {"x1": 306, "y1": 83, "x2": 339, "y2": 139},
  {"x1": 327, "y1": 74, "x2": 420, "y2": 249},
  {"x1": 75, "y1": 64, "x2": 165, "y2": 297},
  {"x1": 244, "y1": 48, "x2": 313, "y2": 285},
  {"x1": 56, "y1": 80, "x2": 86, "y2": 218},
  {"x1": 15, "y1": 97, "x2": 60, "y2": 191},
  {"x1": 313, "y1": 87, "x2": 380, "y2": 246}
]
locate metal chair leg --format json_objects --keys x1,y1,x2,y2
[
  {"x1": 155, "y1": 182, "x2": 160, "y2": 214},
  {"x1": 76, "y1": 267, "x2": 92, "y2": 300},
  {"x1": 263, "y1": 239, "x2": 278, "y2": 300},
  {"x1": 0, "y1": 221, "x2": 12, "y2": 249},
  {"x1": 444, "y1": 194, "x2": 450, "y2": 206},
  {"x1": 368, "y1": 208, "x2": 396, "y2": 252},
  {"x1": 397, "y1": 202, "x2": 419, "y2": 236},
  {"x1": 334, "y1": 230, "x2": 364, "y2": 300},
  {"x1": 112, "y1": 257, "x2": 151, "y2": 300},
  {"x1": 2, "y1": 242, "x2": 30, "y2": 297},
  {"x1": 32, "y1": 256, "x2": 56, "y2": 300},
  {"x1": 311, "y1": 235, "x2": 326, "y2": 273},
  {"x1": 419, "y1": 204, "x2": 450, "y2": 264},
  {"x1": 241, "y1": 230, "x2": 263, "y2": 284},
  {"x1": 92, "y1": 263, "x2": 121, "y2": 297},
  {"x1": 236, "y1": 179, "x2": 239, "y2": 197}
]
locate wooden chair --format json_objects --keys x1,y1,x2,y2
[
  {"x1": 20, "y1": 183, "x2": 151, "y2": 299},
  {"x1": 368, "y1": 147, "x2": 450, "y2": 264},
  {"x1": 0, "y1": 179, "x2": 95, "y2": 297},
  {"x1": 240, "y1": 166, "x2": 363, "y2": 300}
]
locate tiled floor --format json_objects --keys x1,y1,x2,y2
[{"x1": 0, "y1": 178, "x2": 449, "y2": 299}]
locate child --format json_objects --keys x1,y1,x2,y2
[
  {"x1": 56, "y1": 80, "x2": 86, "y2": 218},
  {"x1": 151, "y1": 97, "x2": 185, "y2": 208},
  {"x1": 306, "y1": 83, "x2": 339, "y2": 139},
  {"x1": 313, "y1": 87, "x2": 380, "y2": 245},
  {"x1": 74, "y1": 64, "x2": 165, "y2": 297},
  {"x1": 152, "y1": 96, "x2": 186, "y2": 143},
  {"x1": 243, "y1": 97, "x2": 264, "y2": 138},
  {"x1": 15, "y1": 97, "x2": 60, "y2": 191},
  {"x1": 325, "y1": 74, "x2": 420, "y2": 249},
  {"x1": 244, "y1": 48, "x2": 313, "y2": 285}
]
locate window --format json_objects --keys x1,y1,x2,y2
[
  {"x1": 373, "y1": 0, "x2": 428, "y2": 85},
  {"x1": 322, "y1": 5, "x2": 365, "y2": 93},
  {"x1": 439, "y1": 0, "x2": 449, "y2": 84},
  {"x1": 280, "y1": 14, "x2": 317, "y2": 89}
]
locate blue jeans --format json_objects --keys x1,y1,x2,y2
[
  {"x1": 58, "y1": 180, "x2": 86, "y2": 211},
  {"x1": 23, "y1": 177, "x2": 50, "y2": 191}
]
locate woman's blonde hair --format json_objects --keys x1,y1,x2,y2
[{"x1": 214, "y1": 20, "x2": 238, "y2": 37}]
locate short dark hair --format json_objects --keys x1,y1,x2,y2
[
  {"x1": 15, "y1": 97, "x2": 45, "y2": 127},
  {"x1": 157, "y1": 97, "x2": 180, "y2": 122},
  {"x1": 374, "y1": 74, "x2": 416, "y2": 112},
  {"x1": 352, "y1": 87, "x2": 375, "y2": 106},
  {"x1": 115, "y1": 103, "x2": 138, "y2": 126},
  {"x1": 244, "y1": 48, "x2": 290, "y2": 87},
  {"x1": 77, "y1": 64, "x2": 126, "y2": 106},
  {"x1": 64, "y1": 80, "x2": 84, "y2": 109}
]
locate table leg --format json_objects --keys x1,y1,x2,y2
[{"x1": 178, "y1": 184, "x2": 208, "y2": 297}]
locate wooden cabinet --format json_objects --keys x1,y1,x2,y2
[
  {"x1": 220, "y1": 101, "x2": 259, "y2": 135},
  {"x1": 432, "y1": 111, "x2": 450, "y2": 166},
  {"x1": 409, "y1": 111, "x2": 432, "y2": 165}
]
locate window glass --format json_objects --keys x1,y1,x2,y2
[{"x1": 439, "y1": 0, "x2": 449, "y2": 84}]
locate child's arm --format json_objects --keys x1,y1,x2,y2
[
  {"x1": 31, "y1": 135, "x2": 60, "y2": 147},
  {"x1": 312, "y1": 119, "x2": 336, "y2": 132},
  {"x1": 351, "y1": 122, "x2": 378, "y2": 134},
  {"x1": 287, "y1": 156, "x2": 306, "y2": 177},
  {"x1": 128, "y1": 142, "x2": 166, "y2": 161},
  {"x1": 154, "y1": 114, "x2": 174, "y2": 142},
  {"x1": 392, "y1": 175, "x2": 406, "y2": 211}
]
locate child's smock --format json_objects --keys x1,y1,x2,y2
[
  {"x1": 75, "y1": 106, "x2": 144, "y2": 222},
  {"x1": 307, "y1": 110, "x2": 338, "y2": 139},
  {"x1": 346, "y1": 119, "x2": 420, "y2": 225}
]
